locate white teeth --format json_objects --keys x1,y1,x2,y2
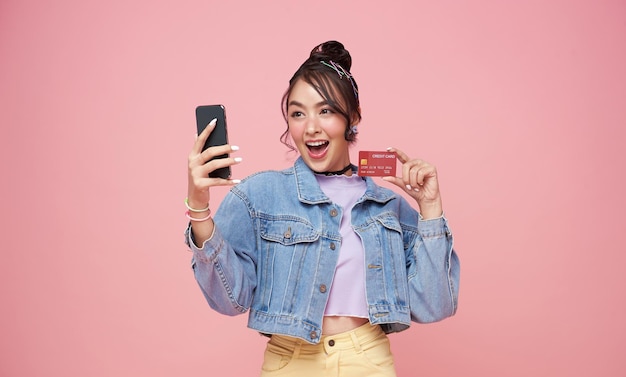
[{"x1": 306, "y1": 141, "x2": 328, "y2": 147}]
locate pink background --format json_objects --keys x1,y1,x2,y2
[{"x1": 2, "y1": 0, "x2": 625, "y2": 376}]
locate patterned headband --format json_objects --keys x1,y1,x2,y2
[{"x1": 320, "y1": 60, "x2": 359, "y2": 99}]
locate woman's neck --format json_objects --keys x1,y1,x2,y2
[{"x1": 314, "y1": 163, "x2": 354, "y2": 176}]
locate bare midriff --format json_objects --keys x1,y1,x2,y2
[{"x1": 322, "y1": 316, "x2": 369, "y2": 335}]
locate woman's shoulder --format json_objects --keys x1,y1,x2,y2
[
  {"x1": 231, "y1": 165, "x2": 296, "y2": 197},
  {"x1": 240, "y1": 165, "x2": 295, "y2": 183},
  {"x1": 224, "y1": 165, "x2": 298, "y2": 209}
]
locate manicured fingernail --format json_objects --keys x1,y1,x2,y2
[
  {"x1": 231, "y1": 179, "x2": 241, "y2": 184},
  {"x1": 209, "y1": 118, "x2": 217, "y2": 126},
  {"x1": 405, "y1": 185, "x2": 412, "y2": 190},
  {"x1": 234, "y1": 157, "x2": 243, "y2": 163},
  {"x1": 413, "y1": 188, "x2": 420, "y2": 192},
  {"x1": 386, "y1": 147, "x2": 393, "y2": 151},
  {"x1": 231, "y1": 145, "x2": 239, "y2": 151}
]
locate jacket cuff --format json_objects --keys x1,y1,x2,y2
[
  {"x1": 417, "y1": 214, "x2": 451, "y2": 239},
  {"x1": 185, "y1": 223, "x2": 221, "y2": 261}
]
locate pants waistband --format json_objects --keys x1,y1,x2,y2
[{"x1": 270, "y1": 323, "x2": 386, "y2": 356}]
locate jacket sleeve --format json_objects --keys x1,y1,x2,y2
[
  {"x1": 185, "y1": 189, "x2": 257, "y2": 316},
  {"x1": 405, "y1": 215, "x2": 460, "y2": 323}
]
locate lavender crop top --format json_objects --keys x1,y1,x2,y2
[{"x1": 314, "y1": 173, "x2": 369, "y2": 318}]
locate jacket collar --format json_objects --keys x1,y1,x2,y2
[{"x1": 293, "y1": 157, "x2": 396, "y2": 205}]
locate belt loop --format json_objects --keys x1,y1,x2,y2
[
  {"x1": 349, "y1": 331, "x2": 362, "y2": 354},
  {"x1": 292, "y1": 340, "x2": 302, "y2": 359}
]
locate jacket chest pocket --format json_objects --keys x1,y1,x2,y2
[
  {"x1": 374, "y1": 214, "x2": 406, "y2": 260},
  {"x1": 259, "y1": 218, "x2": 319, "y2": 246},
  {"x1": 373, "y1": 214, "x2": 410, "y2": 304},
  {"x1": 257, "y1": 217, "x2": 321, "y2": 311}
]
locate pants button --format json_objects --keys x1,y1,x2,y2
[{"x1": 328, "y1": 339, "x2": 335, "y2": 346}]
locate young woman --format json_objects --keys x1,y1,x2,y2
[{"x1": 185, "y1": 41, "x2": 460, "y2": 377}]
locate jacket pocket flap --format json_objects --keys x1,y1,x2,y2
[
  {"x1": 375, "y1": 214, "x2": 402, "y2": 233},
  {"x1": 260, "y1": 218, "x2": 319, "y2": 245}
]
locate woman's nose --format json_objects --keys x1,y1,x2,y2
[{"x1": 305, "y1": 117, "x2": 321, "y2": 134}]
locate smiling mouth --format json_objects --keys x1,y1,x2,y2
[{"x1": 306, "y1": 140, "x2": 329, "y2": 155}]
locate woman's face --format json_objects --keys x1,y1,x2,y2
[{"x1": 287, "y1": 79, "x2": 352, "y2": 174}]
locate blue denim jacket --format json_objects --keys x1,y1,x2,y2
[{"x1": 186, "y1": 157, "x2": 460, "y2": 344}]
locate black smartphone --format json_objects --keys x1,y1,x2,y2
[{"x1": 195, "y1": 104, "x2": 231, "y2": 179}]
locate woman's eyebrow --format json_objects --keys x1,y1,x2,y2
[{"x1": 287, "y1": 100, "x2": 328, "y2": 108}]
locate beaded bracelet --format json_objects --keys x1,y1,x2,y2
[
  {"x1": 185, "y1": 210, "x2": 212, "y2": 222},
  {"x1": 185, "y1": 197, "x2": 210, "y2": 213}
]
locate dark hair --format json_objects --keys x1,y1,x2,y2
[{"x1": 280, "y1": 41, "x2": 361, "y2": 150}]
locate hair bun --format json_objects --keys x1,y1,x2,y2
[{"x1": 310, "y1": 41, "x2": 352, "y2": 71}]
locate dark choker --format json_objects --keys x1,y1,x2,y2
[{"x1": 315, "y1": 163, "x2": 355, "y2": 176}]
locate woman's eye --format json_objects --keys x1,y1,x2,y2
[
  {"x1": 291, "y1": 111, "x2": 304, "y2": 118},
  {"x1": 320, "y1": 108, "x2": 333, "y2": 115}
]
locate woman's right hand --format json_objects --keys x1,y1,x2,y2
[
  {"x1": 188, "y1": 118, "x2": 242, "y2": 201},
  {"x1": 187, "y1": 118, "x2": 242, "y2": 243}
]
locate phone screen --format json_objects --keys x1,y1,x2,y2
[{"x1": 195, "y1": 105, "x2": 230, "y2": 179}]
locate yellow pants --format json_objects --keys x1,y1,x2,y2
[{"x1": 260, "y1": 323, "x2": 397, "y2": 377}]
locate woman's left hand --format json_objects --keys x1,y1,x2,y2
[{"x1": 382, "y1": 147, "x2": 443, "y2": 219}]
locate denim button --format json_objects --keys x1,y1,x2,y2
[
  {"x1": 310, "y1": 331, "x2": 318, "y2": 339},
  {"x1": 319, "y1": 284, "x2": 327, "y2": 293},
  {"x1": 330, "y1": 209, "x2": 338, "y2": 217},
  {"x1": 328, "y1": 339, "x2": 335, "y2": 346},
  {"x1": 329, "y1": 242, "x2": 336, "y2": 250}
]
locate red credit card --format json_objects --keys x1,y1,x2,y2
[{"x1": 358, "y1": 151, "x2": 397, "y2": 177}]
